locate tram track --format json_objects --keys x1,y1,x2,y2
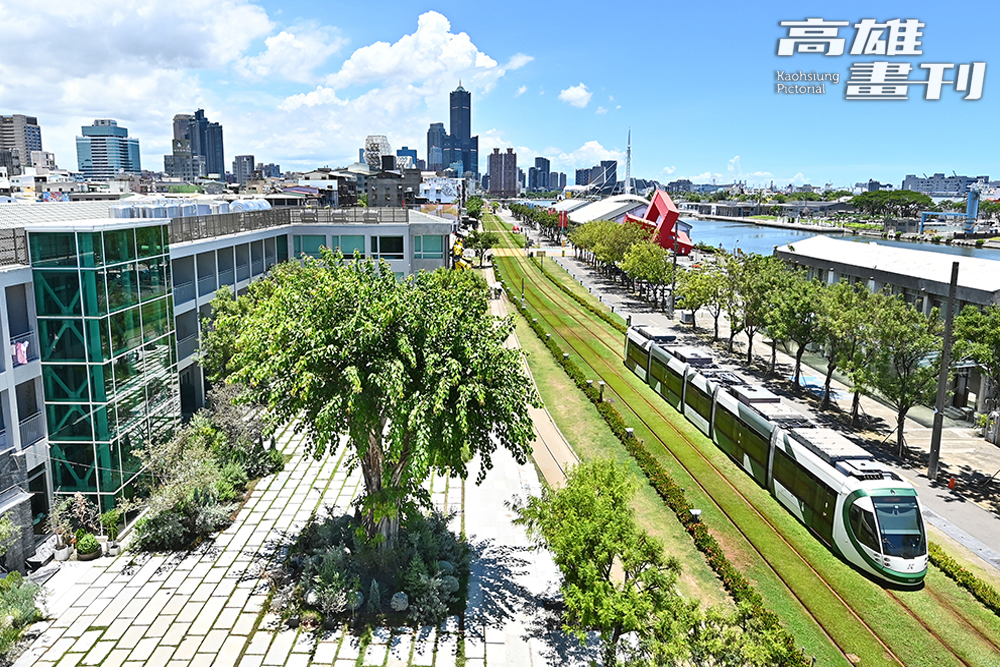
[{"x1": 492, "y1": 239, "x2": 999, "y2": 666}]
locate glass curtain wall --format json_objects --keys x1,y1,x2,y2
[{"x1": 30, "y1": 223, "x2": 179, "y2": 512}]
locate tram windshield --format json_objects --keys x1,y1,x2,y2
[{"x1": 872, "y1": 496, "x2": 926, "y2": 558}]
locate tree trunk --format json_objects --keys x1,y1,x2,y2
[
  {"x1": 850, "y1": 390, "x2": 862, "y2": 428},
  {"x1": 770, "y1": 340, "x2": 777, "y2": 375},
  {"x1": 821, "y1": 360, "x2": 837, "y2": 410},
  {"x1": 713, "y1": 314, "x2": 720, "y2": 341},
  {"x1": 794, "y1": 345, "x2": 806, "y2": 387},
  {"x1": 746, "y1": 331, "x2": 754, "y2": 364},
  {"x1": 896, "y1": 409, "x2": 908, "y2": 458}
]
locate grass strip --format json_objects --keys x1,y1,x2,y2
[
  {"x1": 529, "y1": 256, "x2": 628, "y2": 333},
  {"x1": 494, "y1": 261, "x2": 812, "y2": 667},
  {"x1": 930, "y1": 542, "x2": 1000, "y2": 620}
]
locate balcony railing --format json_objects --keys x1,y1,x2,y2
[
  {"x1": 0, "y1": 429, "x2": 8, "y2": 453},
  {"x1": 218, "y1": 267, "x2": 235, "y2": 286},
  {"x1": 10, "y1": 330, "x2": 39, "y2": 368},
  {"x1": 236, "y1": 262, "x2": 250, "y2": 282},
  {"x1": 19, "y1": 412, "x2": 45, "y2": 447},
  {"x1": 251, "y1": 259, "x2": 263, "y2": 276},
  {"x1": 197, "y1": 274, "x2": 218, "y2": 297},
  {"x1": 176, "y1": 332, "x2": 199, "y2": 360},
  {"x1": 173, "y1": 280, "x2": 195, "y2": 304},
  {"x1": 0, "y1": 229, "x2": 29, "y2": 267}
]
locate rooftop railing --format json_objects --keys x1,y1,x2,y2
[
  {"x1": 0, "y1": 228, "x2": 29, "y2": 267},
  {"x1": 167, "y1": 207, "x2": 412, "y2": 244}
]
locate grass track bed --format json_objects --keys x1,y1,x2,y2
[{"x1": 492, "y1": 243, "x2": 997, "y2": 667}]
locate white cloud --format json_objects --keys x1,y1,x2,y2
[
  {"x1": 504, "y1": 53, "x2": 534, "y2": 70},
  {"x1": 595, "y1": 106, "x2": 608, "y2": 115},
  {"x1": 728, "y1": 155, "x2": 741, "y2": 173},
  {"x1": 553, "y1": 140, "x2": 623, "y2": 169},
  {"x1": 515, "y1": 85, "x2": 528, "y2": 97},
  {"x1": 662, "y1": 166, "x2": 676, "y2": 174},
  {"x1": 558, "y1": 83, "x2": 592, "y2": 108},
  {"x1": 234, "y1": 25, "x2": 347, "y2": 84},
  {"x1": 271, "y1": 12, "x2": 532, "y2": 166}
]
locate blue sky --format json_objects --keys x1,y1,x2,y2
[{"x1": 0, "y1": 0, "x2": 996, "y2": 188}]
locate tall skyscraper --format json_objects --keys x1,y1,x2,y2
[
  {"x1": 427, "y1": 122, "x2": 447, "y2": 171},
  {"x1": 170, "y1": 110, "x2": 225, "y2": 179},
  {"x1": 233, "y1": 155, "x2": 255, "y2": 186},
  {"x1": 533, "y1": 157, "x2": 550, "y2": 191},
  {"x1": 488, "y1": 148, "x2": 518, "y2": 197},
  {"x1": 1, "y1": 114, "x2": 43, "y2": 176},
  {"x1": 448, "y1": 84, "x2": 478, "y2": 176},
  {"x1": 575, "y1": 168, "x2": 590, "y2": 186},
  {"x1": 76, "y1": 119, "x2": 141, "y2": 179}
]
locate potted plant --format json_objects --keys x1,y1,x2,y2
[
  {"x1": 101, "y1": 509, "x2": 121, "y2": 557},
  {"x1": 50, "y1": 499, "x2": 73, "y2": 562},
  {"x1": 76, "y1": 533, "x2": 102, "y2": 561}
]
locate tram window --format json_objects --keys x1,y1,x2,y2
[
  {"x1": 872, "y1": 496, "x2": 926, "y2": 558},
  {"x1": 627, "y1": 341, "x2": 648, "y2": 368},
  {"x1": 650, "y1": 358, "x2": 667, "y2": 384},
  {"x1": 687, "y1": 385, "x2": 712, "y2": 420},
  {"x1": 849, "y1": 504, "x2": 881, "y2": 553},
  {"x1": 665, "y1": 367, "x2": 683, "y2": 401}
]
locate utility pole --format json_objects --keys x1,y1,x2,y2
[{"x1": 928, "y1": 261, "x2": 960, "y2": 480}]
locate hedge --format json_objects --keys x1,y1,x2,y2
[
  {"x1": 928, "y1": 542, "x2": 1000, "y2": 619},
  {"x1": 530, "y1": 257, "x2": 628, "y2": 334},
  {"x1": 494, "y1": 260, "x2": 811, "y2": 667}
]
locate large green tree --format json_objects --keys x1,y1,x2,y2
[
  {"x1": 954, "y1": 304, "x2": 1000, "y2": 410},
  {"x1": 204, "y1": 253, "x2": 540, "y2": 548},
  {"x1": 676, "y1": 263, "x2": 727, "y2": 339},
  {"x1": 816, "y1": 281, "x2": 872, "y2": 417},
  {"x1": 868, "y1": 294, "x2": 942, "y2": 457},
  {"x1": 621, "y1": 241, "x2": 675, "y2": 310},
  {"x1": 464, "y1": 229, "x2": 500, "y2": 267},
  {"x1": 766, "y1": 273, "x2": 824, "y2": 385},
  {"x1": 735, "y1": 255, "x2": 787, "y2": 364},
  {"x1": 511, "y1": 460, "x2": 683, "y2": 667}
]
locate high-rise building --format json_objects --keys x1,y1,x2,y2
[
  {"x1": 1, "y1": 114, "x2": 43, "y2": 176},
  {"x1": 533, "y1": 157, "x2": 550, "y2": 191},
  {"x1": 427, "y1": 122, "x2": 448, "y2": 171},
  {"x1": 170, "y1": 110, "x2": 225, "y2": 179},
  {"x1": 575, "y1": 168, "x2": 590, "y2": 186},
  {"x1": 487, "y1": 148, "x2": 517, "y2": 197},
  {"x1": 260, "y1": 163, "x2": 281, "y2": 178},
  {"x1": 164, "y1": 139, "x2": 206, "y2": 181},
  {"x1": 31, "y1": 151, "x2": 57, "y2": 170},
  {"x1": 233, "y1": 155, "x2": 255, "y2": 186},
  {"x1": 76, "y1": 119, "x2": 141, "y2": 180},
  {"x1": 448, "y1": 84, "x2": 479, "y2": 176}
]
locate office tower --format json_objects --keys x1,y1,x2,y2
[
  {"x1": 576, "y1": 168, "x2": 590, "y2": 186},
  {"x1": 170, "y1": 110, "x2": 225, "y2": 179},
  {"x1": 446, "y1": 84, "x2": 479, "y2": 176},
  {"x1": 488, "y1": 148, "x2": 518, "y2": 197},
  {"x1": 164, "y1": 139, "x2": 206, "y2": 181},
  {"x1": 396, "y1": 146, "x2": 418, "y2": 170},
  {"x1": 233, "y1": 155, "x2": 255, "y2": 186},
  {"x1": 427, "y1": 123, "x2": 447, "y2": 171},
  {"x1": 0, "y1": 114, "x2": 43, "y2": 176},
  {"x1": 76, "y1": 119, "x2": 141, "y2": 180},
  {"x1": 533, "y1": 157, "x2": 550, "y2": 191}
]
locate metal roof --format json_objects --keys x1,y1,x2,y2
[
  {"x1": 567, "y1": 194, "x2": 649, "y2": 224},
  {"x1": 0, "y1": 201, "x2": 118, "y2": 228},
  {"x1": 777, "y1": 235, "x2": 1000, "y2": 295}
]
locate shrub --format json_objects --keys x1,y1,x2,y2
[
  {"x1": 0, "y1": 572, "x2": 43, "y2": 658},
  {"x1": 976, "y1": 239, "x2": 986, "y2": 248},
  {"x1": 76, "y1": 533, "x2": 100, "y2": 555},
  {"x1": 101, "y1": 509, "x2": 120, "y2": 543},
  {"x1": 390, "y1": 592, "x2": 409, "y2": 612},
  {"x1": 216, "y1": 463, "x2": 249, "y2": 502}
]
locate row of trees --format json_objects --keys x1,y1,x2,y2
[
  {"x1": 848, "y1": 190, "x2": 934, "y2": 218},
  {"x1": 565, "y1": 219, "x2": 1000, "y2": 457},
  {"x1": 509, "y1": 202, "x2": 565, "y2": 242}
]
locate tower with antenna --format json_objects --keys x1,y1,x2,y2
[{"x1": 624, "y1": 128, "x2": 632, "y2": 196}]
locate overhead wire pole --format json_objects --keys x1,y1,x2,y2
[{"x1": 928, "y1": 261, "x2": 960, "y2": 481}]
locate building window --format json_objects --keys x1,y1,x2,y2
[
  {"x1": 335, "y1": 235, "x2": 365, "y2": 259},
  {"x1": 413, "y1": 235, "x2": 443, "y2": 259},
  {"x1": 371, "y1": 236, "x2": 404, "y2": 260},
  {"x1": 292, "y1": 235, "x2": 326, "y2": 259}
]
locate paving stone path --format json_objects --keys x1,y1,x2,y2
[{"x1": 16, "y1": 417, "x2": 594, "y2": 667}]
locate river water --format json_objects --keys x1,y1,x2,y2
[{"x1": 686, "y1": 217, "x2": 1000, "y2": 262}]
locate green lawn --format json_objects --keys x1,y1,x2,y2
[{"x1": 512, "y1": 313, "x2": 732, "y2": 608}]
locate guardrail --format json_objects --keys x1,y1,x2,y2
[
  {"x1": 19, "y1": 412, "x2": 45, "y2": 447},
  {"x1": 176, "y1": 332, "x2": 199, "y2": 360},
  {"x1": 173, "y1": 280, "x2": 195, "y2": 304}
]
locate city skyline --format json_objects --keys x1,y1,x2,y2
[{"x1": 0, "y1": 1, "x2": 997, "y2": 187}]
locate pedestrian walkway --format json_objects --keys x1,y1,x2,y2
[{"x1": 16, "y1": 410, "x2": 592, "y2": 666}]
